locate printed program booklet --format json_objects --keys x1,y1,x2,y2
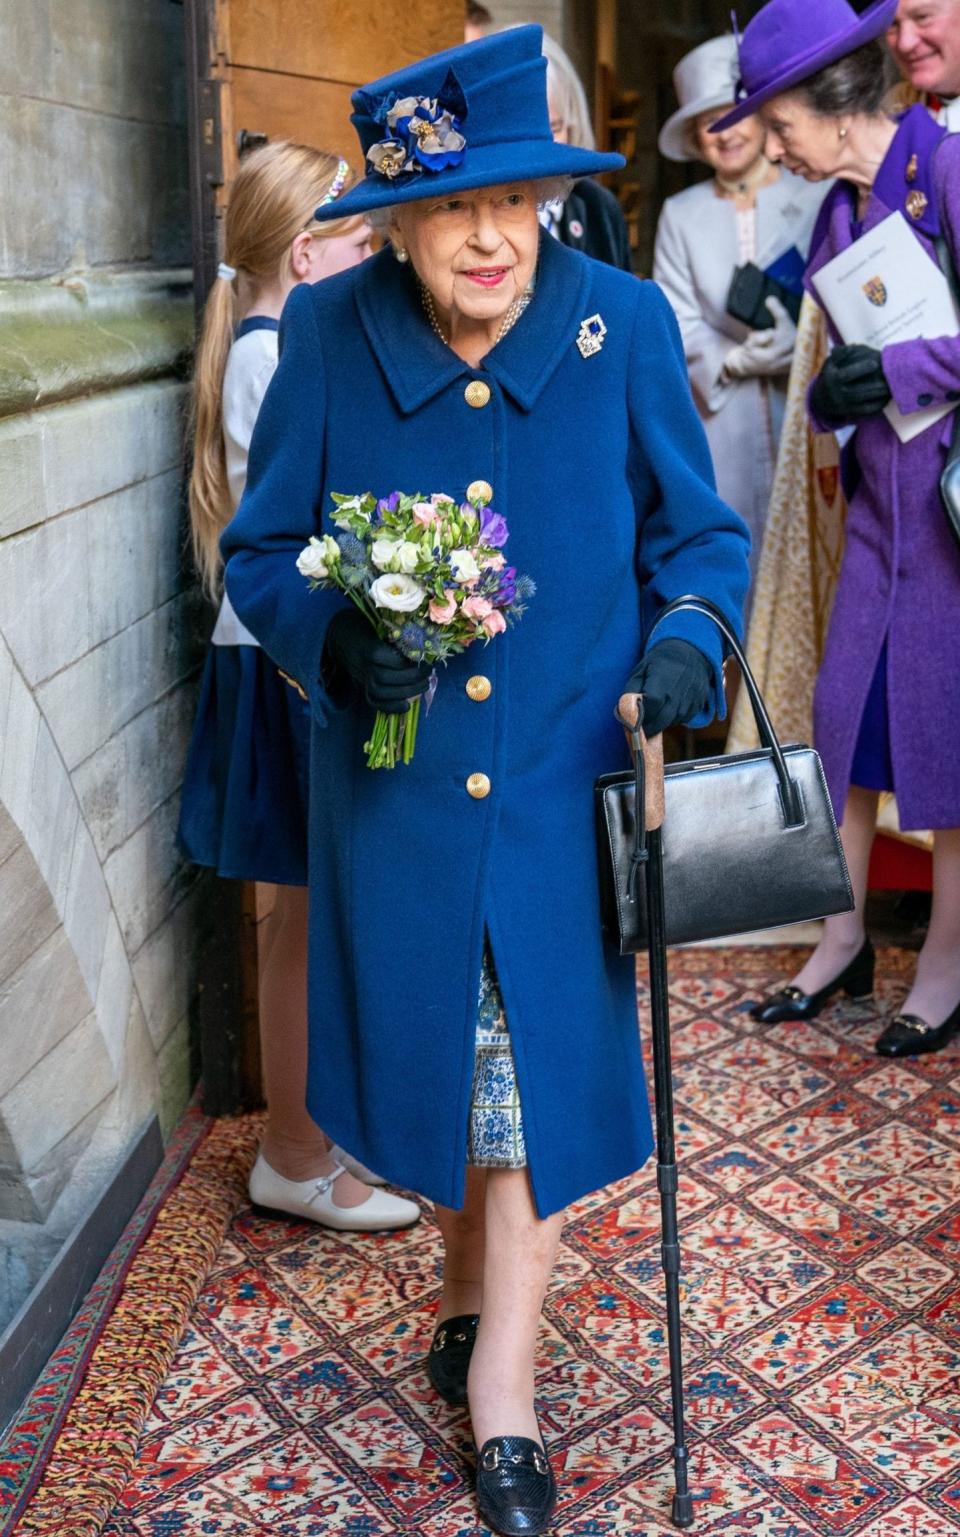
[{"x1": 812, "y1": 210, "x2": 960, "y2": 443}]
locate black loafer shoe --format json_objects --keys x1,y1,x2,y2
[
  {"x1": 750, "y1": 938, "x2": 875, "y2": 1023},
  {"x1": 426, "y1": 1313, "x2": 478, "y2": 1406},
  {"x1": 876, "y1": 1000, "x2": 960, "y2": 1058},
  {"x1": 476, "y1": 1435, "x2": 556, "y2": 1537}
]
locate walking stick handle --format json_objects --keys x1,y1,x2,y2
[{"x1": 616, "y1": 693, "x2": 665, "y2": 832}]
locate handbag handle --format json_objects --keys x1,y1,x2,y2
[{"x1": 645, "y1": 594, "x2": 804, "y2": 828}]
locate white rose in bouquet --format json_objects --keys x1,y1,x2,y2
[
  {"x1": 397, "y1": 541, "x2": 421, "y2": 574},
  {"x1": 370, "y1": 573, "x2": 426, "y2": 613},
  {"x1": 332, "y1": 495, "x2": 369, "y2": 530},
  {"x1": 450, "y1": 548, "x2": 480, "y2": 584},
  {"x1": 296, "y1": 537, "x2": 331, "y2": 580},
  {"x1": 371, "y1": 537, "x2": 400, "y2": 571}
]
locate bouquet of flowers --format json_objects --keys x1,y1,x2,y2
[{"x1": 297, "y1": 486, "x2": 534, "y2": 769}]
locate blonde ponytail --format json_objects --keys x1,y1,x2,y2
[
  {"x1": 189, "y1": 274, "x2": 237, "y2": 598},
  {"x1": 188, "y1": 141, "x2": 359, "y2": 599}
]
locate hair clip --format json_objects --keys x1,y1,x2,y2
[
  {"x1": 217, "y1": 261, "x2": 237, "y2": 281},
  {"x1": 318, "y1": 158, "x2": 351, "y2": 208}
]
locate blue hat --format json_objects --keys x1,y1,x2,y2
[{"x1": 314, "y1": 25, "x2": 625, "y2": 222}]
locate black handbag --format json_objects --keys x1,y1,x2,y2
[
  {"x1": 595, "y1": 595, "x2": 854, "y2": 953},
  {"x1": 726, "y1": 261, "x2": 803, "y2": 329}
]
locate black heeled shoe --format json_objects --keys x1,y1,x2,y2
[
  {"x1": 476, "y1": 1434, "x2": 556, "y2": 1537},
  {"x1": 749, "y1": 938, "x2": 875, "y2": 1023},
  {"x1": 426, "y1": 1313, "x2": 478, "y2": 1406},
  {"x1": 876, "y1": 997, "x2": 960, "y2": 1058}
]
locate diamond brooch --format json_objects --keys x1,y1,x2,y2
[{"x1": 576, "y1": 313, "x2": 606, "y2": 358}]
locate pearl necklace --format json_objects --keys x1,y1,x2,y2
[{"x1": 420, "y1": 282, "x2": 532, "y2": 348}]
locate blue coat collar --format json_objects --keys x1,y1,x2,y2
[{"x1": 354, "y1": 232, "x2": 593, "y2": 415}]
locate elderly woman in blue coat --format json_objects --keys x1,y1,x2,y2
[{"x1": 222, "y1": 27, "x2": 749, "y2": 1537}]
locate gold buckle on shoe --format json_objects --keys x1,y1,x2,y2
[
  {"x1": 432, "y1": 1329, "x2": 447, "y2": 1352},
  {"x1": 532, "y1": 1449, "x2": 548, "y2": 1476},
  {"x1": 482, "y1": 1445, "x2": 500, "y2": 1471},
  {"x1": 895, "y1": 1014, "x2": 931, "y2": 1034}
]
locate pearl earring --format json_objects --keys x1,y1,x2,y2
[
  {"x1": 839, "y1": 126, "x2": 848, "y2": 139},
  {"x1": 394, "y1": 246, "x2": 409, "y2": 263}
]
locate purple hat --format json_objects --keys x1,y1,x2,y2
[{"x1": 710, "y1": 0, "x2": 898, "y2": 132}]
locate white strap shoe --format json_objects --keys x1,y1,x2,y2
[
  {"x1": 329, "y1": 1144, "x2": 386, "y2": 1185},
  {"x1": 248, "y1": 1152, "x2": 420, "y2": 1232}
]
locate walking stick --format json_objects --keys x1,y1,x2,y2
[{"x1": 618, "y1": 695, "x2": 694, "y2": 1530}]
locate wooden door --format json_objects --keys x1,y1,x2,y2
[
  {"x1": 185, "y1": 0, "x2": 462, "y2": 306},
  {"x1": 183, "y1": 0, "x2": 461, "y2": 1112}
]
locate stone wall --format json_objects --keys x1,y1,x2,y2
[{"x1": 0, "y1": 0, "x2": 203, "y2": 1331}]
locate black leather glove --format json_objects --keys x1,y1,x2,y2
[
  {"x1": 810, "y1": 344, "x2": 891, "y2": 425},
  {"x1": 625, "y1": 638, "x2": 713, "y2": 736},
  {"x1": 324, "y1": 609, "x2": 433, "y2": 713}
]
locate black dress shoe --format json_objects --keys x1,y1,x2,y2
[
  {"x1": 876, "y1": 998, "x2": 960, "y2": 1058},
  {"x1": 750, "y1": 938, "x2": 875, "y2": 1023},
  {"x1": 476, "y1": 1435, "x2": 557, "y2": 1537},
  {"x1": 426, "y1": 1313, "x2": 478, "y2": 1406}
]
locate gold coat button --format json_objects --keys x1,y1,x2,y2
[
  {"x1": 466, "y1": 675, "x2": 492, "y2": 701},
  {"x1": 466, "y1": 772, "x2": 491, "y2": 799},
  {"x1": 466, "y1": 479, "x2": 493, "y2": 505},
  {"x1": 465, "y1": 379, "x2": 491, "y2": 408}
]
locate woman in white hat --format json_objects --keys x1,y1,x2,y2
[{"x1": 653, "y1": 35, "x2": 829, "y2": 593}]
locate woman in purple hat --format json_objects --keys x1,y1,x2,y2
[
  {"x1": 717, "y1": 0, "x2": 960, "y2": 1059},
  {"x1": 222, "y1": 23, "x2": 749, "y2": 1534}
]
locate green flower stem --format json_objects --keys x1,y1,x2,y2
[
  {"x1": 403, "y1": 697, "x2": 421, "y2": 763},
  {"x1": 365, "y1": 697, "x2": 421, "y2": 770}
]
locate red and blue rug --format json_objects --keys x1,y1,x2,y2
[{"x1": 7, "y1": 946, "x2": 960, "y2": 1536}]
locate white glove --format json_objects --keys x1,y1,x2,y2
[{"x1": 721, "y1": 295, "x2": 797, "y2": 381}]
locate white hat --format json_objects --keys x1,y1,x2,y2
[{"x1": 658, "y1": 35, "x2": 741, "y2": 163}]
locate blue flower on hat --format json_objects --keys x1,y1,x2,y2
[{"x1": 360, "y1": 67, "x2": 468, "y2": 180}]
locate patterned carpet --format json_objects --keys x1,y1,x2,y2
[
  {"x1": 1, "y1": 1106, "x2": 260, "y2": 1537},
  {"x1": 15, "y1": 945, "x2": 960, "y2": 1536}
]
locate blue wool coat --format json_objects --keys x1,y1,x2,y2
[{"x1": 223, "y1": 234, "x2": 749, "y2": 1217}]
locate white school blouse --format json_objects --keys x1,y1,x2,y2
[{"x1": 211, "y1": 325, "x2": 279, "y2": 647}]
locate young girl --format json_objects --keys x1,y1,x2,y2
[{"x1": 179, "y1": 140, "x2": 419, "y2": 1232}]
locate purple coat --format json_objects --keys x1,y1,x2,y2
[{"x1": 805, "y1": 107, "x2": 960, "y2": 831}]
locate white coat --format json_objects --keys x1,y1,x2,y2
[{"x1": 653, "y1": 171, "x2": 828, "y2": 576}]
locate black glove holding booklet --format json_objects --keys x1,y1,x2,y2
[{"x1": 810, "y1": 345, "x2": 891, "y2": 425}]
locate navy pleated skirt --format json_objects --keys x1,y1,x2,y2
[{"x1": 177, "y1": 645, "x2": 310, "y2": 886}]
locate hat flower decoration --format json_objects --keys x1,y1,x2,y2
[
  {"x1": 311, "y1": 28, "x2": 624, "y2": 222},
  {"x1": 361, "y1": 68, "x2": 468, "y2": 180}
]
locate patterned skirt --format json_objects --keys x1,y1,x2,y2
[{"x1": 467, "y1": 945, "x2": 527, "y2": 1169}]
